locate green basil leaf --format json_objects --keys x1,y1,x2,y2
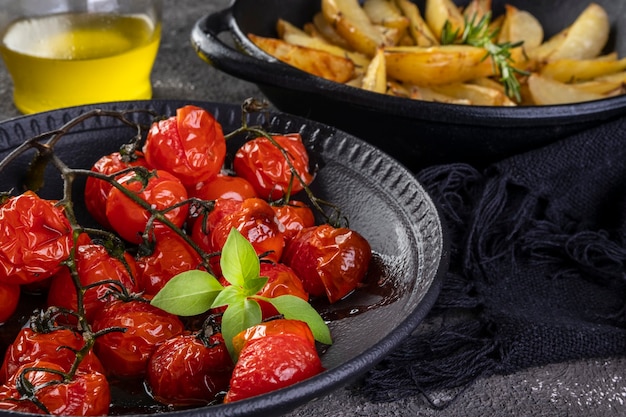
[
  {"x1": 150, "y1": 270, "x2": 223, "y2": 316},
  {"x1": 211, "y1": 284, "x2": 245, "y2": 308},
  {"x1": 221, "y1": 228, "x2": 261, "y2": 287},
  {"x1": 221, "y1": 298, "x2": 262, "y2": 361},
  {"x1": 263, "y1": 295, "x2": 333, "y2": 345},
  {"x1": 243, "y1": 276, "x2": 269, "y2": 296}
]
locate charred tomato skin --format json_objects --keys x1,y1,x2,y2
[
  {"x1": 146, "y1": 332, "x2": 233, "y2": 406},
  {"x1": 91, "y1": 298, "x2": 184, "y2": 378},
  {"x1": 105, "y1": 169, "x2": 189, "y2": 244},
  {"x1": 143, "y1": 105, "x2": 226, "y2": 187},
  {"x1": 233, "y1": 133, "x2": 314, "y2": 200},
  {"x1": 282, "y1": 224, "x2": 372, "y2": 303},
  {"x1": 0, "y1": 191, "x2": 73, "y2": 285},
  {"x1": 223, "y1": 333, "x2": 323, "y2": 403}
]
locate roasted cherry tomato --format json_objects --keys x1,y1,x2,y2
[
  {"x1": 91, "y1": 298, "x2": 184, "y2": 378},
  {"x1": 143, "y1": 105, "x2": 226, "y2": 186},
  {"x1": 272, "y1": 200, "x2": 315, "y2": 242},
  {"x1": 192, "y1": 198, "x2": 285, "y2": 273},
  {"x1": 47, "y1": 239, "x2": 139, "y2": 324},
  {"x1": 231, "y1": 318, "x2": 315, "y2": 357},
  {"x1": 282, "y1": 224, "x2": 372, "y2": 303},
  {"x1": 84, "y1": 151, "x2": 149, "y2": 229},
  {"x1": 105, "y1": 169, "x2": 189, "y2": 244},
  {"x1": 189, "y1": 173, "x2": 258, "y2": 202},
  {"x1": 146, "y1": 332, "x2": 233, "y2": 406},
  {"x1": 223, "y1": 332, "x2": 323, "y2": 403},
  {"x1": 0, "y1": 327, "x2": 105, "y2": 384},
  {"x1": 0, "y1": 383, "x2": 42, "y2": 413},
  {"x1": 3, "y1": 360, "x2": 110, "y2": 416},
  {"x1": 256, "y1": 262, "x2": 309, "y2": 318},
  {"x1": 136, "y1": 225, "x2": 204, "y2": 295},
  {"x1": 0, "y1": 282, "x2": 19, "y2": 324},
  {"x1": 0, "y1": 191, "x2": 73, "y2": 285},
  {"x1": 233, "y1": 133, "x2": 314, "y2": 200}
]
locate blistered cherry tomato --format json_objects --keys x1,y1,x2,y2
[
  {"x1": 189, "y1": 174, "x2": 258, "y2": 202},
  {"x1": 91, "y1": 298, "x2": 184, "y2": 378},
  {"x1": 224, "y1": 333, "x2": 323, "y2": 403},
  {"x1": 136, "y1": 225, "x2": 204, "y2": 295},
  {"x1": 143, "y1": 105, "x2": 226, "y2": 186},
  {"x1": 47, "y1": 239, "x2": 139, "y2": 324},
  {"x1": 256, "y1": 262, "x2": 308, "y2": 318},
  {"x1": 282, "y1": 224, "x2": 372, "y2": 303},
  {"x1": 146, "y1": 332, "x2": 233, "y2": 406},
  {"x1": 0, "y1": 282, "x2": 19, "y2": 324},
  {"x1": 233, "y1": 133, "x2": 314, "y2": 200},
  {"x1": 0, "y1": 191, "x2": 73, "y2": 285},
  {"x1": 272, "y1": 200, "x2": 315, "y2": 242},
  {"x1": 84, "y1": 151, "x2": 149, "y2": 229},
  {"x1": 192, "y1": 198, "x2": 285, "y2": 273},
  {"x1": 231, "y1": 318, "x2": 315, "y2": 357},
  {"x1": 105, "y1": 169, "x2": 189, "y2": 244},
  {"x1": 4, "y1": 360, "x2": 110, "y2": 416},
  {"x1": 0, "y1": 327, "x2": 105, "y2": 384}
]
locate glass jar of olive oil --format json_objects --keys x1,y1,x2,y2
[{"x1": 0, "y1": 0, "x2": 162, "y2": 114}]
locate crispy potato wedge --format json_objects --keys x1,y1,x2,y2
[
  {"x1": 425, "y1": 0, "x2": 466, "y2": 41},
  {"x1": 363, "y1": 0, "x2": 409, "y2": 31},
  {"x1": 278, "y1": 19, "x2": 371, "y2": 71},
  {"x1": 361, "y1": 48, "x2": 387, "y2": 93},
  {"x1": 527, "y1": 73, "x2": 605, "y2": 105},
  {"x1": 248, "y1": 34, "x2": 355, "y2": 83},
  {"x1": 541, "y1": 56, "x2": 626, "y2": 83},
  {"x1": 321, "y1": 0, "x2": 385, "y2": 56},
  {"x1": 384, "y1": 45, "x2": 495, "y2": 86},
  {"x1": 394, "y1": 0, "x2": 439, "y2": 46},
  {"x1": 431, "y1": 82, "x2": 517, "y2": 106},
  {"x1": 312, "y1": 12, "x2": 353, "y2": 50},
  {"x1": 547, "y1": 3, "x2": 609, "y2": 60}
]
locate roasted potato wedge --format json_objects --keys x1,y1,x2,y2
[
  {"x1": 394, "y1": 0, "x2": 438, "y2": 46},
  {"x1": 541, "y1": 56, "x2": 626, "y2": 83},
  {"x1": 497, "y1": 5, "x2": 543, "y2": 50},
  {"x1": 321, "y1": 0, "x2": 385, "y2": 56},
  {"x1": 384, "y1": 45, "x2": 495, "y2": 86},
  {"x1": 311, "y1": 12, "x2": 353, "y2": 50},
  {"x1": 277, "y1": 19, "x2": 371, "y2": 71},
  {"x1": 425, "y1": 0, "x2": 465, "y2": 41},
  {"x1": 363, "y1": 0, "x2": 409, "y2": 31},
  {"x1": 248, "y1": 34, "x2": 355, "y2": 83},
  {"x1": 527, "y1": 73, "x2": 605, "y2": 105},
  {"x1": 361, "y1": 48, "x2": 387, "y2": 93},
  {"x1": 546, "y1": 3, "x2": 610, "y2": 61},
  {"x1": 462, "y1": 0, "x2": 492, "y2": 22},
  {"x1": 431, "y1": 82, "x2": 517, "y2": 106}
]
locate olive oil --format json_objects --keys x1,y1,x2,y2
[{"x1": 0, "y1": 12, "x2": 161, "y2": 114}]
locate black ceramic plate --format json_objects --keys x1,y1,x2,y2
[
  {"x1": 191, "y1": 0, "x2": 626, "y2": 170},
  {"x1": 0, "y1": 100, "x2": 447, "y2": 417}
]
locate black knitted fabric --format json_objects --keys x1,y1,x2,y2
[{"x1": 360, "y1": 116, "x2": 626, "y2": 403}]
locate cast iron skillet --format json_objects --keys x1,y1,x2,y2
[
  {"x1": 191, "y1": 0, "x2": 626, "y2": 171},
  {"x1": 0, "y1": 99, "x2": 447, "y2": 417}
]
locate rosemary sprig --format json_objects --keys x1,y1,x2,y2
[{"x1": 441, "y1": 13, "x2": 528, "y2": 102}]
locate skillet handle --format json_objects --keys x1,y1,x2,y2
[{"x1": 190, "y1": 8, "x2": 318, "y2": 88}]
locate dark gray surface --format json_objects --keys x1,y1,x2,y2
[{"x1": 0, "y1": 1, "x2": 624, "y2": 416}]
